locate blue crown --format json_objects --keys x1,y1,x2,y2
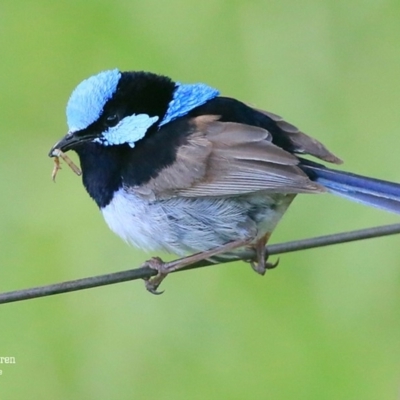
[{"x1": 66, "y1": 69, "x2": 121, "y2": 132}]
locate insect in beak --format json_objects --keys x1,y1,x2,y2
[{"x1": 50, "y1": 148, "x2": 82, "y2": 182}]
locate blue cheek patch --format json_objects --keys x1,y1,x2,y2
[
  {"x1": 66, "y1": 69, "x2": 121, "y2": 132},
  {"x1": 160, "y1": 82, "x2": 219, "y2": 126},
  {"x1": 94, "y1": 114, "x2": 159, "y2": 148}
]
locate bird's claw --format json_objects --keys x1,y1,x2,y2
[
  {"x1": 143, "y1": 257, "x2": 170, "y2": 295},
  {"x1": 249, "y1": 257, "x2": 279, "y2": 275},
  {"x1": 144, "y1": 279, "x2": 165, "y2": 295},
  {"x1": 267, "y1": 258, "x2": 280, "y2": 270}
]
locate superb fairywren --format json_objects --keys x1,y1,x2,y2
[{"x1": 49, "y1": 69, "x2": 400, "y2": 293}]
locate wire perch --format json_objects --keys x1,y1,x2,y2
[{"x1": 0, "y1": 223, "x2": 399, "y2": 304}]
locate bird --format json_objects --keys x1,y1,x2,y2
[{"x1": 49, "y1": 69, "x2": 400, "y2": 293}]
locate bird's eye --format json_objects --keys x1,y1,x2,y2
[{"x1": 105, "y1": 114, "x2": 119, "y2": 127}]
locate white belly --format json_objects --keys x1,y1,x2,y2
[{"x1": 101, "y1": 188, "x2": 294, "y2": 255}]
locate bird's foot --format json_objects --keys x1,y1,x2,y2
[
  {"x1": 143, "y1": 238, "x2": 251, "y2": 294},
  {"x1": 143, "y1": 257, "x2": 170, "y2": 295},
  {"x1": 248, "y1": 233, "x2": 279, "y2": 275}
]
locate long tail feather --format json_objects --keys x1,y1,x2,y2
[{"x1": 300, "y1": 159, "x2": 400, "y2": 214}]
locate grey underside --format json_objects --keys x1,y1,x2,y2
[{"x1": 102, "y1": 189, "x2": 296, "y2": 255}]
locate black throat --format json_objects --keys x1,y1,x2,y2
[{"x1": 74, "y1": 143, "x2": 124, "y2": 208}]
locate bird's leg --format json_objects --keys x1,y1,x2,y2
[
  {"x1": 249, "y1": 233, "x2": 279, "y2": 275},
  {"x1": 143, "y1": 238, "x2": 252, "y2": 294}
]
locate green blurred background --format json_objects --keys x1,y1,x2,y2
[{"x1": 0, "y1": 1, "x2": 400, "y2": 398}]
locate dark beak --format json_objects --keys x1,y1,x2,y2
[{"x1": 48, "y1": 131, "x2": 96, "y2": 157}]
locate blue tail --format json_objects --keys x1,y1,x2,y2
[{"x1": 300, "y1": 160, "x2": 400, "y2": 214}]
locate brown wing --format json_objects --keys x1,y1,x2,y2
[
  {"x1": 256, "y1": 109, "x2": 343, "y2": 164},
  {"x1": 137, "y1": 115, "x2": 339, "y2": 199}
]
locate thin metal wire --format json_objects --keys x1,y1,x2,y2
[{"x1": 1, "y1": 223, "x2": 400, "y2": 304}]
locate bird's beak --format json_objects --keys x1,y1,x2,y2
[{"x1": 48, "y1": 131, "x2": 96, "y2": 157}]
